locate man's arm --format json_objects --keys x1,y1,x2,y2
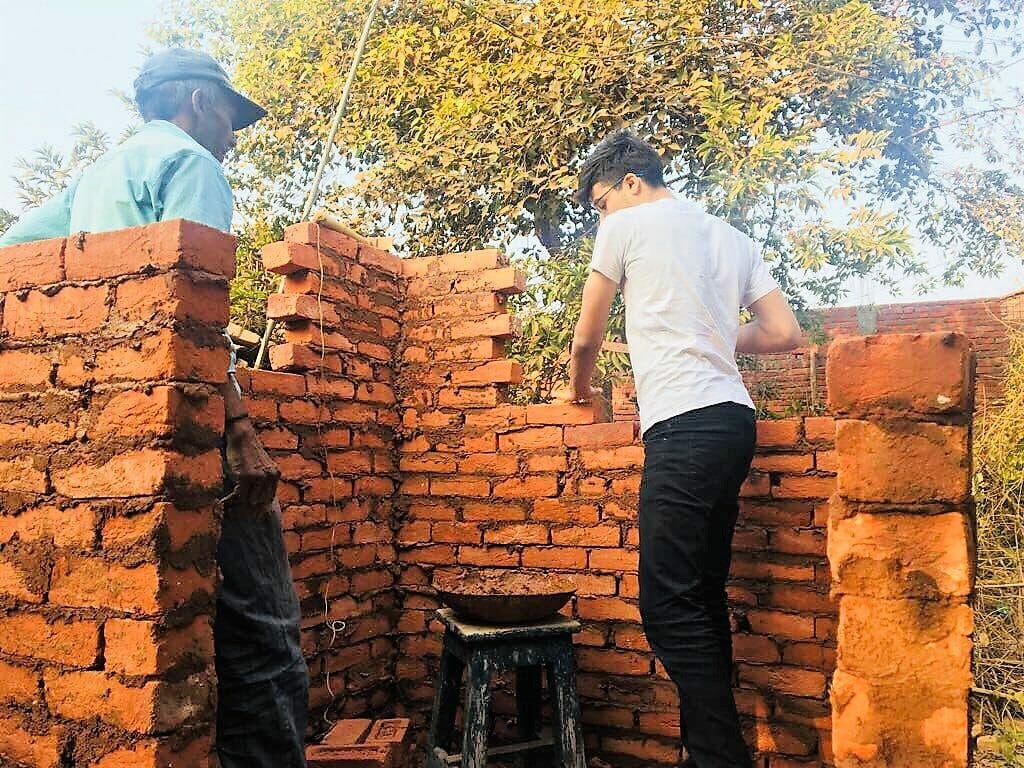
[
  {"x1": 219, "y1": 379, "x2": 280, "y2": 511},
  {"x1": 0, "y1": 186, "x2": 74, "y2": 247},
  {"x1": 735, "y1": 288, "x2": 803, "y2": 354},
  {"x1": 569, "y1": 270, "x2": 619, "y2": 401}
]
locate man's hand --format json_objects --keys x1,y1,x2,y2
[{"x1": 222, "y1": 417, "x2": 280, "y2": 511}]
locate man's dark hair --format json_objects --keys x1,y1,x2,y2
[
  {"x1": 135, "y1": 78, "x2": 224, "y2": 122},
  {"x1": 576, "y1": 130, "x2": 666, "y2": 205}
]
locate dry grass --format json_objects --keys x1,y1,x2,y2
[{"x1": 973, "y1": 328, "x2": 1024, "y2": 765}]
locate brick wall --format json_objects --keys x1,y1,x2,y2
[
  {"x1": 826, "y1": 333, "x2": 974, "y2": 767},
  {"x1": 0, "y1": 220, "x2": 977, "y2": 768},
  {"x1": 0, "y1": 221, "x2": 234, "y2": 767},
  {"x1": 389, "y1": 248, "x2": 839, "y2": 766},
  {"x1": 248, "y1": 222, "x2": 406, "y2": 726},
  {"x1": 616, "y1": 293, "x2": 1015, "y2": 419}
]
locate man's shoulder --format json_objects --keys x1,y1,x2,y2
[{"x1": 115, "y1": 122, "x2": 223, "y2": 174}]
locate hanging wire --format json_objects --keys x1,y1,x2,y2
[{"x1": 254, "y1": 0, "x2": 384, "y2": 369}]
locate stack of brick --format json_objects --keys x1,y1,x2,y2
[
  {"x1": 306, "y1": 717, "x2": 410, "y2": 767},
  {"x1": 391, "y1": 247, "x2": 839, "y2": 765},
  {"x1": 257, "y1": 223, "x2": 405, "y2": 725},
  {"x1": 0, "y1": 220, "x2": 233, "y2": 767},
  {"x1": 825, "y1": 332, "x2": 975, "y2": 768}
]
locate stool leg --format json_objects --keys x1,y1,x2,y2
[
  {"x1": 428, "y1": 644, "x2": 465, "y2": 755},
  {"x1": 548, "y1": 648, "x2": 586, "y2": 768},
  {"x1": 461, "y1": 655, "x2": 492, "y2": 768}
]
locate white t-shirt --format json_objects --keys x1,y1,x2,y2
[{"x1": 589, "y1": 196, "x2": 779, "y2": 435}]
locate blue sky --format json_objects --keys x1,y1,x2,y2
[{"x1": 2, "y1": 0, "x2": 1022, "y2": 305}]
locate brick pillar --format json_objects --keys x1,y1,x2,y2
[
  {"x1": 258, "y1": 222, "x2": 405, "y2": 724},
  {"x1": 0, "y1": 220, "x2": 234, "y2": 767},
  {"x1": 826, "y1": 332, "x2": 975, "y2": 768}
]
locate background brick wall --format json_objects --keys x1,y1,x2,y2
[
  {"x1": 616, "y1": 294, "x2": 1016, "y2": 420},
  {"x1": 0, "y1": 221, "x2": 233, "y2": 767}
]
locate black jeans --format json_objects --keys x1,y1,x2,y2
[
  {"x1": 639, "y1": 403, "x2": 755, "y2": 768},
  {"x1": 215, "y1": 498, "x2": 309, "y2": 768}
]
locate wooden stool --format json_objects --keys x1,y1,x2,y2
[{"x1": 426, "y1": 608, "x2": 587, "y2": 768}]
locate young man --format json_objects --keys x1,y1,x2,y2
[
  {"x1": 0, "y1": 49, "x2": 308, "y2": 768},
  {"x1": 569, "y1": 131, "x2": 802, "y2": 768}
]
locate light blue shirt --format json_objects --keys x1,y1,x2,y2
[
  {"x1": 0, "y1": 120, "x2": 238, "y2": 383},
  {"x1": 0, "y1": 119, "x2": 233, "y2": 244}
]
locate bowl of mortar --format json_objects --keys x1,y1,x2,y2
[{"x1": 433, "y1": 569, "x2": 577, "y2": 625}]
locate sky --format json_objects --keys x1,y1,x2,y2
[{"x1": 1, "y1": 0, "x2": 1022, "y2": 307}]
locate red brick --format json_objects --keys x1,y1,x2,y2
[
  {"x1": 747, "y1": 610, "x2": 816, "y2": 640},
  {"x1": 324, "y1": 719, "x2": 374, "y2": 746},
  {"x1": 0, "y1": 349, "x2": 53, "y2": 391},
  {"x1": 49, "y1": 555, "x2": 211, "y2": 615},
  {"x1": 498, "y1": 426, "x2": 563, "y2": 450},
  {"x1": 402, "y1": 249, "x2": 504, "y2": 276},
  {"x1": 449, "y1": 313, "x2": 518, "y2": 340},
  {"x1": 492, "y1": 475, "x2": 559, "y2": 498},
  {"x1": 51, "y1": 448, "x2": 221, "y2": 498},
  {"x1": 270, "y1": 343, "x2": 341, "y2": 373},
  {"x1": 0, "y1": 658, "x2": 39, "y2": 705},
  {"x1": 0, "y1": 236, "x2": 64, "y2": 290},
  {"x1": 757, "y1": 419, "x2": 802, "y2": 447},
  {"x1": 284, "y1": 222, "x2": 360, "y2": 258},
  {"x1": 552, "y1": 524, "x2": 620, "y2": 547},
  {"x1": 564, "y1": 421, "x2": 636, "y2": 448},
  {"x1": 804, "y1": 416, "x2": 835, "y2": 443},
  {"x1": 738, "y1": 664, "x2": 827, "y2": 698},
  {"x1": 430, "y1": 477, "x2": 489, "y2": 497},
  {"x1": 751, "y1": 453, "x2": 815, "y2": 473},
  {"x1": 44, "y1": 669, "x2": 212, "y2": 733},
  {"x1": 115, "y1": 271, "x2": 228, "y2": 325},
  {"x1": 0, "y1": 455, "x2": 48, "y2": 493},
  {"x1": 773, "y1": 474, "x2": 836, "y2": 500},
  {"x1": 437, "y1": 386, "x2": 500, "y2": 408},
  {"x1": 0, "y1": 613, "x2": 100, "y2": 666},
  {"x1": 451, "y1": 360, "x2": 523, "y2": 385},
  {"x1": 88, "y1": 386, "x2": 222, "y2": 439},
  {"x1": 772, "y1": 528, "x2": 827, "y2": 556},
  {"x1": 458, "y1": 546, "x2": 520, "y2": 567},
  {"x1": 88, "y1": 736, "x2": 216, "y2": 768},
  {"x1": 462, "y1": 502, "x2": 527, "y2": 521},
  {"x1": 3, "y1": 284, "x2": 108, "y2": 337},
  {"x1": 521, "y1": 547, "x2": 588, "y2": 569},
  {"x1": 579, "y1": 446, "x2": 645, "y2": 470},
  {"x1": 836, "y1": 419, "x2": 969, "y2": 503},
  {"x1": 66, "y1": 220, "x2": 235, "y2": 279},
  {"x1": 60, "y1": 329, "x2": 228, "y2": 385},
  {"x1": 733, "y1": 633, "x2": 782, "y2": 663},
  {"x1": 526, "y1": 401, "x2": 606, "y2": 425},
  {"x1": 0, "y1": 557, "x2": 44, "y2": 603},
  {"x1": 262, "y1": 241, "x2": 340, "y2": 275},
  {"x1": 305, "y1": 744, "x2": 396, "y2": 768},
  {"x1": 484, "y1": 523, "x2": 549, "y2": 545},
  {"x1": 532, "y1": 499, "x2": 600, "y2": 523},
  {"x1": 589, "y1": 548, "x2": 639, "y2": 571},
  {"x1": 576, "y1": 597, "x2": 641, "y2": 622},
  {"x1": 827, "y1": 332, "x2": 971, "y2": 415},
  {"x1": 577, "y1": 647, "x2": 651, "y2": 676},
  {"x1": 0, "y1": 713, "x2": 62, "y2": 768},
  {"x1": 104, "y1": 615, "x2": 214, "y2": 677},
  {"x1": 458, "y1": 453, "x2": 518, "y2": 474}
]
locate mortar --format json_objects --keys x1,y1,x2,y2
[{"x1": 432, "y1": 569, "x2": 576, "y2": 625}]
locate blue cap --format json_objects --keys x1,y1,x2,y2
[{"x1": 134, "y1": 48, "x2": 267, "y2": 130}]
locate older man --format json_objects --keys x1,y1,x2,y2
[{"x1": 0, "y1": 49, "x2": 308, "y2": 768}]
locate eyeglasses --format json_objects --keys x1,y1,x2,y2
[{"x1": 591, "y1": 174, "x2": 627, "y2": 212}]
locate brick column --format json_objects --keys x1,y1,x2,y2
[
  {"x1": 826, "y1": 332, "x2": 975, "y2": 768},
  {"x1": 0, "y1": 220, "x2": 233, "y2": 767}
]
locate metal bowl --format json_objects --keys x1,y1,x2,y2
[{"x1": 433, "y1": 570, "x2": 576, "y2": 625}]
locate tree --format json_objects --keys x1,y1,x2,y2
[{"x1": 154, "y1": 0, "x2": 1024, "y2": 396}]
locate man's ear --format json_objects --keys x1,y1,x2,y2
[{"x1": 190, "y1": 88, "x2": 209, "y2": 116}]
